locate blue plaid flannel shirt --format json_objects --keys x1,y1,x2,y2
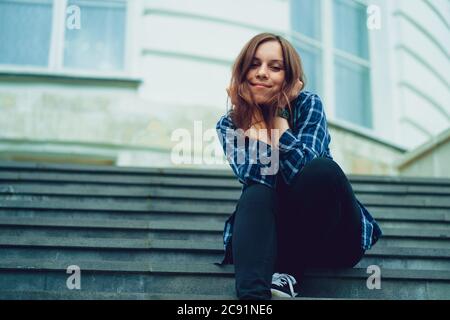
[{"x1": 215, "y1": 91, "x2": 382, "y2": 265}]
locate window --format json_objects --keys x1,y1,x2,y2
[
  {"x1": 333, "y1": 0, "x2": 372, "y2": 128},
  {"x1": 0, "y1": 0, "x2": 53, "y2": 66},
  {"x1": 297, "y1": 43, "x2": 322, "y2": 95},
  {"x1": 0, "y1": 0, "x2": 127, "y2": 73},
  {"x1": 335, "y1": 57, "x2": 371, "y2": 126},
  {"x1": 333, "y1": 0, "x2": 369, "y2": 59},
  {"x1": 290, "y1": 0, "x2": 373, "y2": 129},
  {"x1": 290, "y1": 0, "x2": 321, "y2": 40},
  {"x1": 290, "y1": 0, "x2": 322, "y2": 94},
  {"x1": 64, "y1": 0, "x2": 126, "y2": 71}
]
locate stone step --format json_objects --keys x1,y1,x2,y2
[
  {"x1": 2, "y1": 234, "x2": 447, "y2": 258},
  {"x1": 0, "y1": 216, "x2": 448, "y2": 237},
  {"x1": 3, "y1": 180, "x2": 450, "y2": 196},
  {"x1": 1, "y1": 160, "x2": 450, "y2": 186},
  {"x1": 2, "y1": 183, "x2": 450, "y2": 207},
  {"x1": 1, "y1": 196, "x2": 449, "y2": 215},
  {"x1": 0, "y1": 290, "x2": 349, "y2": 300},
  {"x1": 0, "y1": 217, "x2": 448, "y2": 249},
  {"x1": 0, "y1": 290, "x2": 236, "y2": 300},
  {"x1": 1, "y1": 207, "x2": 448, "y2": 224},
  {"x1": 1, "y1": 235, "x2": 449, "y2": 270},
  {"x1": 1, "y1": 160, "x2": 449, "y2": 300},
  {"x1": 2, "y1": 176, "x2": 450, "y2": 199},
  {"x1": 0, "y1": 259, "x2": 449, "y2": 299},
  {"x1": 0, "y1": 290, "x2": 416, "y2": 301},
  {"x1": 2, "y1": 246, "x2": 449, "y2": 271}
]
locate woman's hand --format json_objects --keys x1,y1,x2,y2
[
  {"x1": 271, "y1": 116, "x2": 290, "y2": 147},
  {"x1": 245, "y1": 116, "x2": 289, "y2": 147},
  {"x1": 286, "y1": 79, "x2": 303, "y2": 101},
  {"x1": 244, "y1": 120, "x2": 271, "y2": 145}
]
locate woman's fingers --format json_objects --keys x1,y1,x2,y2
[
  {"x1": 287, "y1": 79, "x2": 303, "y2": 101},
  {"x1": 296, "y1": 79, "x2": 304, "y2": 92}
]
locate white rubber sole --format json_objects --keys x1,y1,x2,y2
[{"x1": 271, "y1": 288, "x2": 298, "y2": 298}]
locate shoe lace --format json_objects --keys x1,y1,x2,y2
[{"x1": 272, "y1": 273, "x2": 298, "y2": 297}]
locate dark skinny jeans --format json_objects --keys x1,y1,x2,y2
[{"x1": 232, "y1": 157, "x2": 365, "y2": 300}]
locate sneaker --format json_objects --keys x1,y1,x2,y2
[{"x1": 271, "y1": 273, "x2": 298, "y2": 298}]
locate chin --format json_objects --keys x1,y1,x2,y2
[
  {"x1": 254, "y1": 97, "x2": 271, "y2": 106},
  {"x1": 257, "y1": 101, "x2": 269, "y2": 106},
  {"x1": 252, "y1": 94, "x2": 266, "y2": 103}
]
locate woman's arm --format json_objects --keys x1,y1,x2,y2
[
  {"x1": 275, "y1": 93, "x2": 332, "y2": 185},
  {"x1": 271, "y1": 116, "x2": 290, "y2": 146},
  {"x1": 244, "y1": 122, "x2": 271, "y2": 145},
  {"x1": 216, "y1": 115, "x2": 278, "y2": 188},
  {"x1": 249, "y1": 79, "x2": 302, "y2": 146}
]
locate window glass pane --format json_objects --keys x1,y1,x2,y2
[
  {"x1": 64, "y1": 0, "x2": 126, "y2": 71},
  {"x1": 335, "y1": 57, "x2": 372, "y2": 128},
  {"x1": 0, "y1": 0, "x2": 53, "y2": 66},
  {"x1": 290, "y1": 0, "x2": 321, "y2": 40},
  {"x1": 333, "y1": 0, "x2": 369, "y2": 59},
  {"x1": 295, "y1": 44, "x2": 322, "y2": 95}
]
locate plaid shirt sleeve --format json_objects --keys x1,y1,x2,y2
[
  {"x1": 277, "y1": 93, "x2": 333, "y2": 185},
  {"x1": 216, "y1": 114, "x2": 279, "y2": 189}
]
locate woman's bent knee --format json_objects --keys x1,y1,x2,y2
[
  {"x1": 294, "y1": 157, "x2": 347, "y2": 188},
  {"x1": 305, "y1": 157, "x2": 343, "y2": 176},
  {"x1": 238, "y1": 183, "x2": 277, "y2": 211}
]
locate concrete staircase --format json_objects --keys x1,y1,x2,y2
[{"x1": 0, "y1": 161, "x2": 449, "y2": 300}]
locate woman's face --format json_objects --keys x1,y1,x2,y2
[{"x1": 246, "y1": 40, "x2": 285, "y2": 105}]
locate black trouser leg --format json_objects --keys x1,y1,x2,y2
[
  {"x1": 232, "y1": 157, "x2": 365, "y2": 299},
  {"x1": 232, "y1": 183, "x2": 278, "y2": 300},
  {"x1": 275, "y1": 157, "x2": 364, "y2": 280}
]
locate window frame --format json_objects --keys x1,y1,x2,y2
[
  {"x1": 290, "y1": 0, "x2": 373, "y2": 129},
  {"x1": 332, "y1": 0, "x2": 373, "y2": 128},
  {"x1": 0, "y1": 0, "x2": 140, "y2": 80}
]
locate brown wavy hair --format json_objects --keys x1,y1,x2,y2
[{"x1": 227, "y1": 32, "x2": 306, "y2": 138}]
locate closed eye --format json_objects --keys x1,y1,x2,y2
[{"x1": 250, "y1": 64, "x2": 283, "y2": 71}]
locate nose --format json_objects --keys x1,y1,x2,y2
[{"x1": 256, "y1": 64, "x2": 268, "y2": 79}]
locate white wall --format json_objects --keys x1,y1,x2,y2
[
  {"x1": 138, "y1": 0, "x2": 290, "y2": 111},
  {"x1": 389, "y1": 0, "x2": 450, "y2": 149}
]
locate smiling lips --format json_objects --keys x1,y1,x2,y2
[{"x1": 251, "y1": 82, "x2": 272, "y2": 88}]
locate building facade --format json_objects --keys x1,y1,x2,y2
[{"x1": 0, "y1": 0, "x2": 449, "y2": 176}]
